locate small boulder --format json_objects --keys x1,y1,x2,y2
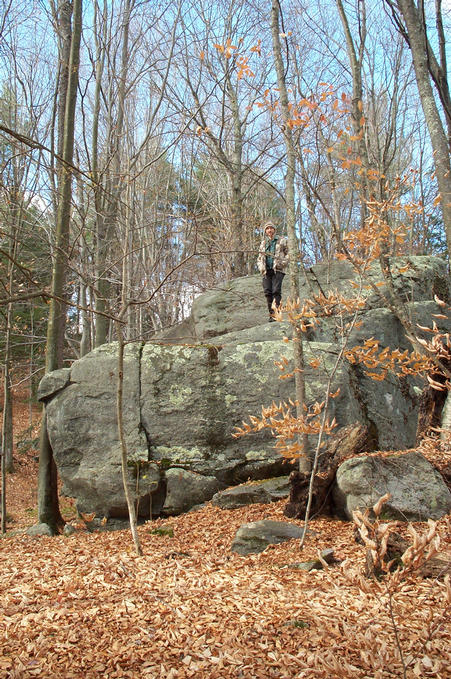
[
  {"x1": 212, "y1": 476, "x2": 290, "y2": 509},
  {"x1": 37, "y1": 368, "x2": 71, "y2": 402},
  {"x1": 63, "y1": 524, "x2": 76, "y2": 536},
  {"x1": 287, "y1": 548, "x2": 336, "y2": 571},
  {"x1": 163, "y1": 468, "x2": 221, "y2": 515},
  {"x1": 26, "y1": 523, "x2": 53, "y2": 537},
  {"x1": 333, "y1": 451, "x2": 451, "y2": 520},
  {"x1": 231, "y1": 519, "x2": 310, "y2": 555}
]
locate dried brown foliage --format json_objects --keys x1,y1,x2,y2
[
  {"x1": 1, "y1": 394, "x2": 450, "y2": 678},
  {"x1": 345, "y1": 308, "x2": 451, "y2": 388},
  {"x1": 233, "y1": 398, "x2": 338, "y2": 459},
  {"x1": 418, "y1": 433, "x2": 451, "y2": 488},
  {"x1": 352, "y1": 496, "x2": 450, "y2": 678},
  {"x1": 2, "y1": 476, "x2": 450, "y2": 679},
  {"x1": 335, "y1": 177, "x2": 423, "y2": 266}
]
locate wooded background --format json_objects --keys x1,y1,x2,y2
[{"x1": 1, "y1": 0, "x2": 450, "y2": 484}]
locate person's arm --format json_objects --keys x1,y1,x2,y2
[
  {"x1": 281, "y1": 237, "x2": 289, "y2": 268},
  {"x1": 257, "y1": 239, "x2": 266, "y2": 274}
]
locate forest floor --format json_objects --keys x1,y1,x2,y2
[{"x1": 1, "y1": 389, "x2": 450, "y2": 678}]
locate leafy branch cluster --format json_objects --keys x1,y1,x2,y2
[
  {"x1": 233, "y1": 397, "x2": 339, "y2": 459},
  {"x1": 320, "y1": 495, "x2": 451, "y2": 679},
  {"x1": 336, "y1": 177, "x2": 422, "y2": 264},
  {"x1": 212, "y1": 38, "x2": 261, "y2": 79},
  {"x1": 277, "y1": 291, "x2": 366, "y2": 335},
  {"x1": 353, "y1": 494, "x2": 442, "y2": 580},
  {"x1": 345, "y1": 322, "x2": 451, "y2": 387}
]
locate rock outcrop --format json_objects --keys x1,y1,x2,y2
[
  {"x1": 333, "y1": 451, "x2": 451, "y2": 520},
  {"x1": 159, "y1": 256, "x2": 450, "y2": 343},
  {"x1": 212, "y1": 477, "x2": 290, "y2": 510},
  {"x1": 231, "y1": 520, "x2": 311, "y2": 555},
  {"x1": 38, "y1": 256, "x2": 451, "y2": 519}
]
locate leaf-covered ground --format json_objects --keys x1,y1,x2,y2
[{"x1": 1, "y1": 394, "x2": 450, "y2": 678}]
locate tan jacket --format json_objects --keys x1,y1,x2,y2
[{"x1": 257, "y1": 235, "x2": 289, "y2": 274}]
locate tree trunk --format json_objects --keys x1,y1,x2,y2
[
  {"x1": 1, "y1": 321, "x2": 12, "y2": 531},
  {"x1": 433, "y1": 0, "x2": 451, "y2": 145},
  {"x1": 2, "y1": 295, "x2": 14, "y2": 475},
  {"x1": 270, "y1": 0, "x2": 309, "y2": 471},
  {"x1": 1, "y1": 177, "x2": 21, "y2": 530},
  {"x1": 0, "y1": 431, "x2": 5, "y2": 534},
  {"x1": 95, "y1": 0, "x2": 133, "y2": 347},
  {"x1": 90, "y1": 1, "x2": 107, "y2": 346},
  {"x1": 336, "y1": 0, "x2": 370, "y2": 217},
  {"x1": 441, "y1": 392, "x2": 451, "y2": 443},
  {"x1": 79, "y1": 279, "x2": 91, "y2": 357},
  {"x1": 76, "y1": 162, "x2": 91, "y2": 357},
  {"x1": 37, "y1": 418, "x2": 62, "y2": 533},
  {"x1": 48, "y1": 0, "x2": 73, "y2": 215},
  {"x1": 393, "y1": 0, "x2": 451, "y2": 256},
  {"x1": 116, "y1": 318, "x2": 142, "y2": 556},
  {"x1": 284, "y1": 424, "x2": 370, "y2": 519},
  {"x1": 2, "y1": 330, "x2": 13, "y2": 475},
  {"x1": 227, "y1": 74, "x2": 246, "y2": 276},
  {"x1": 38, "y1": 0, "x2": 83, "y2": 534}
]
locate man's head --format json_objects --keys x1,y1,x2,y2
[{"x1": 263, "y1": 221, "x2": 276, "y2": 238}]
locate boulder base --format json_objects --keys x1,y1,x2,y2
[
  {"x1": 163, "y1": 469, "x2": 221, "y2": 515},
  {"x1": 231, "y1": 520, "x2": 311, "y2": 555},
  {"x1": 333, "y1": 451, "x2": 451, "y2": 520},
  {"x1": 37, "y1": 256, "x2": 450, "y2": 520},
  {"x1": 212, "y1": 477, "x2": 290, "y2": 509}
]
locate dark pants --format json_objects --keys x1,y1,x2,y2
[{"x1": 263, "y1": 269, "x2": 285, "y2": 313}]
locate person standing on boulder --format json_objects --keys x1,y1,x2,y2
[{"x1": 257, "y1": 220, "x2": 289, "y2": 322}]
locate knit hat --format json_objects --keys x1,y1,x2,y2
[{"x1": 263, "y1": 221, "x2": 276, "y2": 232}]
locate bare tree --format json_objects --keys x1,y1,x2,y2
[
  {"x1": 170, "y1": 0, "x2": 277, "y2": 278},
  {"x1": 384, "y1": 0, "x2": 451, "y2": 256},
  {"x1": 93, "y1": 0, "x2": 134, "y2": 347},
  {"x1": 38, "y1": 0, "x2": 83, "y2": 534},
  {"x1": 336, "y1": 0, "x2": 370, "y2": 213},
  {"x1": 0, "y1": 13, "x2": 54, "y2": 528},
  {"x1": 270, "y1": 0, "x2": 309, "y2": 471}
]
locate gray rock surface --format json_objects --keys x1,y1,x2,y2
[
  {"x1": 163, "y1": 469, "x2": 222, "y2": 515},
  {"x1": 63, "y1": 524, "x2": 76, "y2": 537},
  {"x1": 38, "y1": 256, "x2": 450, "y2": 520},
  {"x1": 42, "y1": 343, "x2": 160, "y2": 518},
  {"x1": 212, "y1": 477, "x2": 290, "y2": 509},
  {"x1": 158, "y1": 256, "x2": 449, "y2": 343},
  {"x1": 333, "y1": 451, "x2": 451, "y2": 520},
  {"x1": 26, "y1": 523, "x2": 53, "y2": 537},
  {"x1": 288, "y1": 548, "x2": 336, "y2": 571},
  {"x1": 231, "y1": 520, "x2": 310, "y2": 555},
  {"x1": 37, "y1": 368, "x2": 71, "y2": 401},
  {"x1": 191, "y1": 276, "x2": 265, "y2": 340},
  {"x1": 139, "y1": 338, "x2": 365, "y2": 480}
]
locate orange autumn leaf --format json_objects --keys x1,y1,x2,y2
[
  {"x1": 250, "y1": 39, "x2": 261, "y2": 55},
  {"x1": 433, "y1": 194, "x2": 442, "y2": 206}
]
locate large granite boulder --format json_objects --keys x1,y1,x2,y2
[
  {"x1": 39, "y1": 343, "x2": 160, "y2": 518},
  {"x1": 40, "y1": 337, "x2": 367, "y2": 518},
  {"x1": 158, "y1": 256, "x2": 450, "y2": 343},
  {"x1": 139, "y1": 338, "x2": 367, "y2": 474},
  {"x1": 333, "y1": 451, "x2": 451, "y2": 520},
  {"x1": 38, "y1": 256, "x2": 450, "y2": 519}
]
